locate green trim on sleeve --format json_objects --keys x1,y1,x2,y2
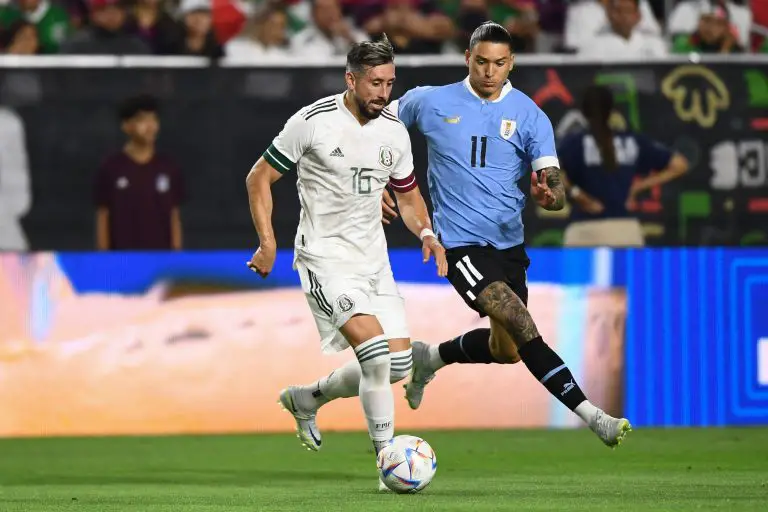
[{"x1": 263, "y1": 144, "x2": 296, "y2": 174}]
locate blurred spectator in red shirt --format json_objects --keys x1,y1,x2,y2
[
  {"x1": 59, "y1": 0, "x2": 151, "y2": 54},
  {"x1": 94, "y1": 95, "x2": 184, "y2": 251},
  {"x1": 0, "y1": 19, "x2": 39, "y2": 53},
  {"x1": 752, "y1": 0, "x2": 768, "y2": 51}
]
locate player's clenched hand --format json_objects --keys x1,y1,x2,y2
[
  {"x1": 422, "y1": 236, "x2": 448, "y2": 277},
  {"x1": 531, "y1": 169, "x2": 557, "y2": 208},
  {"x1": 247, "y1": 244, "x2": 276, "y2": 278},
  {"x1": 381, "y1": 188, "x2": 399, "y2": 225}
]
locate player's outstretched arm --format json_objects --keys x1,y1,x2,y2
[
  {"x1": 393, "y1": 186, "x2": 448, "y2": 277},
  {"x1": 245, "y1": 158, "x2": 283, "y2": 277}
]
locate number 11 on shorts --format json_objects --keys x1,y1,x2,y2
[{"x1": 455, "y1": 255, "x2": 483, "y2": 300}]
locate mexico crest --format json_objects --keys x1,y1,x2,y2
[
  {"x1": 379, "y1": 146, "x2": 394, "y2": 168},
  {"x1": 337, "y1": 294, "x2": 355, "y2": 313},
  {"x1": 500, "y1": 119, "x2": 516, "y2": 140}
]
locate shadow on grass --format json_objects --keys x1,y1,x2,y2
[{"x1": 3, "y1": 468, "x2": 370, "y2": 486}]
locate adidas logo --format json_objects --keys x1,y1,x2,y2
[{"x1": 329, "y1": 147, "x2": 344, "y2": 157}]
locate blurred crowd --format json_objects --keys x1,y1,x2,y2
[{"x1": 0, "y1": 0, "x2": 765, "y2": 59}]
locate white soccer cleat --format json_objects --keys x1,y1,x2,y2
[
  {"x1": 589, "y1": 409, "x2": 632, "y2": 448},
  {"x1": 278, "y1": 387, "x2": 322, "y2": 451},
  {"x1": 403, "y1": 341, "x2": 436, "y2": 410},
  {"x1": 378, "y1": 478, "x2": 392, "y2": 492}
]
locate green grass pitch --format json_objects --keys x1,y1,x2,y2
[{"x1": 1, "y1": 428, "x2": 767, "y2": 511}]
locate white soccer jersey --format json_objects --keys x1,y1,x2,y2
[{"x1": 262, "y1": 93, "x2": 417, "y2": 277}]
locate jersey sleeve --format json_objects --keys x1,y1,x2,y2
[
  {"x1": 261, "y1": 111, "x2": 313, "y2": 174},
  {"x1": 389, "y1": 132, "x2": 417, "y2": 193},
  {"x1": 634, "y1": 133, "x2": 673, "y2": 176},
  {"x1": 388, "y1": 86, "x2": 434, "y2": 129},
  {"x1": 524, "y1": 106, "x2": 560, "y2": 172}
]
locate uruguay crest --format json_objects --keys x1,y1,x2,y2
[
  {"x1": 379, "y1": 146, "x2": 394, "y2": 168},
  {"x1": 500, "y1": 119, "x2": 516, "y2": 140}
]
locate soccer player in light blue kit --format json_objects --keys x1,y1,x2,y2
[{"x1": 385, "y1": 22, "x2": 632, "y2": 447}]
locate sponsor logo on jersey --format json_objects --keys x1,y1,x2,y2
[
  {"x1": 379, "y1": 146, "x2": 393, "y2": 168},
  {"x1": 443, "y1": 116, "x2": 461, "y2": 124},
  {"x1": 500, "y1": 119, "x2": 516, "y2": 140}
]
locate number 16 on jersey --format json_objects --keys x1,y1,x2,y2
[{"x1": 351, "y1": 167, "x2": 374, "y2": 195}]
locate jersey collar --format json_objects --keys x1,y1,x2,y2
[{"x1": 463, "y1": 76, "x2": 512, "y2": 103}]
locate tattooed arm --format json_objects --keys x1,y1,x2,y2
[{"x1": 531, "y1": 166, "x2": 566, "y2": 211}]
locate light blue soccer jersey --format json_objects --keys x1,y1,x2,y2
[{"x1": 391, "y1": 78, "x2": 559, "y2": 250}]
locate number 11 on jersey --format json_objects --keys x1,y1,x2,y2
[{"x1": 471, "y1": 136, "x2": 487, "y2": 168}]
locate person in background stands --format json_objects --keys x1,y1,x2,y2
[
  {"x1": 0, "y1": 19, "x2": 40, "y2": 53},
  {"x1": 125, "y1": 0, "x2": 177, "y2": 54},
  {"x1": 671, "y1": 1, "x2": 744, "y2": 53},
  {"x1": 290, "y1": 0, "x2": 368, "y2": 57},
  {"x1": 59, "y1": 0, "x2": 150, "y2": 54},
  {"x1": 94, "y1": 95, "x2": 184, "y2": 251},
  {"x1": 225, "y1": 3, "x2": 291, "y2": 59},
  {"x1": 0, "y1": 0, "x2": 71, "y2": 53},
  {"x1": 558, "y1": 85, "x2": 689, "y2": 247},
  {"x1": 167, "y1": 0, "x2": 224, "y2": 58},
  {"x1": 577, "y1": 0, "x2": 666, "y2": 59}
]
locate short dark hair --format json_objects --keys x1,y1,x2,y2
[
  {"x1": 346, "y1": 35, "x2": 395, "y2": 74},
  {"x1": 468, "y1": 21, "x2": 513, "y2": 52},
  {"x1": 118, "y1": 94, "x2": 159, "y2": 121}
]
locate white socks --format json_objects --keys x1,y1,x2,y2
[
  {"x1": 294, "y1": 348, "x2": 413, "y2": 411},
  {"x1": 354, "y1": 335, "x2": 394, "y2": 452},
  {"x1": 426, "y1": 343, "x2": 447, "y2": 371},
  {"x1": 574, "y1": 400, "x2": 600, "y2": 425}
]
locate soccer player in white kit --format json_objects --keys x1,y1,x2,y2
[{"x1": 245, "y1": 37, "x2": 447, "y2": 487}]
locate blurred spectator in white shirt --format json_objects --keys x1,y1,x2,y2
[
  {"x1": 225, "y1": 3, "x2": 291, "y2": 60},
  {"x1": 0, "y1": 105, "x2": 31, "y2": 250},
  {"x1": 668, "y1": 0, "x2": 752, "y2": 49},
  {"x1": 578, "y1": 0, "x2": 666, "y2": 59},
  {"x1": 290, "y1": 0, "x2": 367, "y2": 57},
  {"x1": 564, "y1": 0, "x2": 659, "y2": 52}
]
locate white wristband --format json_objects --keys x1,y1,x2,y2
[
  {"x1": 419, "y1": 228, "x2": 435, "y2": 241},
  {"x1": 570, "y1": 186, "x2": 582, "y2": 199}
]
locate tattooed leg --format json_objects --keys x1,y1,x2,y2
[{"x1": 476, "y1": 281, "x2": 593, "y2": 413}]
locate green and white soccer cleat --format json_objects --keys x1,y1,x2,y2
[
  {"x1": 590, "y1": 410, "x2": 632, "y2": 448},
  {"x1": 403, "y1": 341, "x2": 436, "y2": 410},
  {"x1": 278, "y1": 387, "x2": 322, "y2": 451}
]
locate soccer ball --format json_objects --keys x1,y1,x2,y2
[{"x1": 377, "y1": 435, "x2": 437, "y2": 493}]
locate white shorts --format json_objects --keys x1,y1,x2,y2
[{"x1": 296, "y1": 262, "x2": 410, "y2": 354}]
